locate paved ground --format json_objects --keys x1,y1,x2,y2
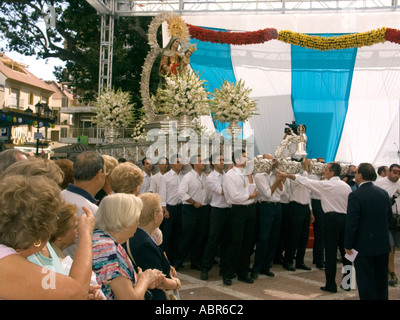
[{"x1": 177, "y1": 248, "x2": 400, "y2": 300}]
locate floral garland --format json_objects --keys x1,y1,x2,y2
[
  {"x1": 151, "y1": 69, "x2": 210, "y2": 118},
  {"x1": 186, "y1": 22, "x2": 400, "y2": 50},
  {"x1": 93, "y1": 88, "x2": 136, "y2": 128},
  {"x1": 386, "y1": 27, "x2": 400, "y2": 44},
  {"x1": 277, "y1": 28, "x2": 387, "y2": 51},
  {"x1": 187, "y1": 24, "x2": 278, "y2": 45},
  {"x1": 210, "y1": 79, "x2": 258, "y2": 123}
]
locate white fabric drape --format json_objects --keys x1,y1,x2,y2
[
  {"x1": 335, "y1": 42, "x2": 400, "y2": 166},
  {"x1": 231, "y1": 41, "x2": 294, "y2": 155}
]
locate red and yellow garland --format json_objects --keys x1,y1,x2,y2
[{"x1": 185, "y1": 23, "x2": 400, "y2": 50}]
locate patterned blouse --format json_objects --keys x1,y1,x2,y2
[{"x1": 92, "y1": 228, "x2": 136, "y2": 300}]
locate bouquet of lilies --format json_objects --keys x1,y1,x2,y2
[
  {"x1": 152, "y1": 69, "x2": 210, "y2": 118},
  {"x1": 210, "y1": 79, "x2": 258, "y2": 123}
]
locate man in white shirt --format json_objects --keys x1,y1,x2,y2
[
  {"x1": 158, "y1": 154, "x2": 184, "y2": 266},
  {"x1": 61, "y1": 151, "x2": 106, "y2": 258},
  {"x1": 139, "y1": 157, "x2": 152, "y2": 194},
  {"x1": 278, "y1": 160, "x2": 352, "y2": 293},
  {"x1": 200, "y1": 153, "x2": 230, "y2": 281},
  {"x1": 375, "y1": 163, "x2": 400, "y2": 287},
  {"x1": 278, "y1": 166, "x2": 313, "y2": 273},
  {"x1": 251, "y1": 156, "x2": 285, "y2": 279},
  {"x1": 149, "y1": 156, "x2": 169, "y2": 194},
  {"x1": 310, "y1": 157, "x2": 326, "y2": 270},
  {"x1": 223, "y1": 149, "x2": 258, "y2": 285},
  {"x1": 175, "y1": 154, "x2": 210, "y2": 270}
]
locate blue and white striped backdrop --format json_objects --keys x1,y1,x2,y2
[{"x1": 182, "y1": 14, "x2": 400, "y2": 167}]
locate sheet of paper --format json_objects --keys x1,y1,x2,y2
[{"x1": 345, "y1": 249, "x2": 358, "y2": 262}]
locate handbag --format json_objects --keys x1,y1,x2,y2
[
  {"x1": 164, "y1": 288, "x2": 180, "y2": 300},
  {"x1": 125, "y1": 239, "x2": 153, "y2": 300},
  {"x1": 125, "y1": 239, "x2": 181, "y2": 300},
  {"x1": 389, "y1": 212, "x2": 400, "y2": 232}
]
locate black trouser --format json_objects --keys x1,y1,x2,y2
[
  {"x1": 175, "y1": 204, "x2": 210, "y2": 268},
  {"x1": 161, "y1": 204, "x2": 182, "y2": 266},
  {"x1": 354, "y1": 253, "x2": 389, "y2": 300},
  {"x1": 324, "y1": 212, "x2": 352, "y2": 290},
  {"x1": 311, "y1": 199, "x2": 325, "y2": 265},
  {"x1": 224, "y1": 203, "x2": 257, "y2": 278},
  {"x1": 201, "y1": 206, "x2": 232, "y2": 273},
  {"x1": 283, "y1": 201, "x2": 310, "y2": 266},
  {"x1": 274, "y1": 202, "x2": 290, "y2": 263},
  {"x1": 252, "y1": 202, "x2": 282, "y2": 273}
]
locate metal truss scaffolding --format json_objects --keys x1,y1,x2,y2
[{"x1": 86, "y1": 0, "x2": 400, "y2": 92}]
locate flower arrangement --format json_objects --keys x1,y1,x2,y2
[
  {"x1": 186, "y1": 23, "x2": 400, "y2": 51},
  {"x1": 210, "y1": 79, "x2": 258, "y2": 123},
  {"x1": 93, "y1": 88, "x2": 136, "y2": 128},
  {"x1": 151, "y1": 69, "x2": 210, "y2": 118},
  {"x1": 187, "y1": 24, "x2": 278, "y2": 45},
  {"x1": 386, "y1": 28, "x2": 400, "y2": 45},
  {"x1": 277, "y1": 28, "x2": 386, "y2": 51}
]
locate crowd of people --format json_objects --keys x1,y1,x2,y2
[{"x1": 0, "y1": 147, "x2": 398, "y2": 300}]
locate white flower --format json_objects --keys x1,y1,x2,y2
[
  {"x1": 152, "y1": 69, "x2": 210, "y2": 118},
  {"x1": 210, "y1": 79, "x2": 258, "y2": 123},
  {"x1": 93, "y1": 88, "x2": 136, "y2": 128}
]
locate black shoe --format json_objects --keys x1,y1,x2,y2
[
  {"x1": 223, "y1": 277, "x2": 232, "y2": 286},
  {"x1": 320, "y1": 286, "x2": 337, "y2": 293},
  {"x1": 296, "y1": 263, "x2": 311, "y2": 271},
  {"x1": 200, "y1": 270, "x2": 208, "y2": 281},
  {"x1": 261, "y1": 270, "x2": 275, "y2": 277},
  {"x1": 283, "y1": 263, "x2": 296, "y2": 271},
  {"x1": 316, "y1": 262, "x2": 325, "y2": 270},
  {"x1": 237, "y1": 274, "x2": 254, "y2": 284},
  {"x1": 250, "y1": 271, "x2": 259, "y2": 280}
]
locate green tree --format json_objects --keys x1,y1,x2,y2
[{"x1": 0, "y1": 0, "x2": 161, "y2": 108}]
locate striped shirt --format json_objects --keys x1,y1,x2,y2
[{"x1": 92, "y1": 229, "x2": 135, "y2": 300}]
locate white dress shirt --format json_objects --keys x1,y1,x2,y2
[
  {"x1": 308, "y1": 174, "x2": 322, "y2": 200},
  {"x1": 178, "y1": 169, "x2": 209, "y2": 205},
  {"x1": 295, "y1": 174, "x2": 351, "y2": 214},
  {"x1": 139, "y1": 170, "x2": 151, "y2": 194},
  {"x1": 255, "y1": 172, "x2": 284, "y2": 203},
  {"x1": 158, "y1": 169, "x2": 184, "y2": 206},
  {"x1": 223, "y1": 166, "x2": 256, "y2": 206},
  {"x1": 206, "y1": 170, "x2": 228, "y2": 208},
  {"x1": 280, "y1": 179, "x2": 291, "y2": 204},
  {"x1": 374, "y1": 177, "x2": 400, "y2": 213},
  {"x1": 289, "y1": 171, "x2": 312, "y2": 208},
  {"x1": 149, "y1": 171, "x2": 163, "y2": 193}
]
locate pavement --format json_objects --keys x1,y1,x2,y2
[{"x1": 177, "y1": 248, "x2": 400, "y2": 300}]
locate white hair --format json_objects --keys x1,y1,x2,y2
[{"x1": 95, "y1": 193, "x2": 143, "y2": 232}]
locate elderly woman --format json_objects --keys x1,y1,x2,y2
[
  {"x1": 95, "y1": 155, "x2": 119, "y2": 203},
  {"x1": 92, "y1": 193, "x2": 163, "y2": 300},
  {"x1": 49, "y1": 201, "x2": 79, "y2": 260},
  {"x1": 0, "y1": 156, "x2": 64, "y2": 184},
  {"x1": 109, "y1": 162, "x2": 143, "y2": 196},
  {"x1": 54, "y1": 158, "x2": 75, "y2": 190},
  {"x1": 124, "y1": 193, "x2": 182, "y2": 300},
  {"x1": 0, "y1": 175, "x2": 94, "y2": 299}
]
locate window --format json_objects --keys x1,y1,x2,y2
[
  {"x1": 9, "y1": 88, "x2": 20, "y2": 108},
  {"x1": 29, "y1": 93, "x2": 34, "y2": 105}
]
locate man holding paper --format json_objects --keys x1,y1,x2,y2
[{"x1": 345, "y1": 163, "x2": 392, "y2": 300}]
